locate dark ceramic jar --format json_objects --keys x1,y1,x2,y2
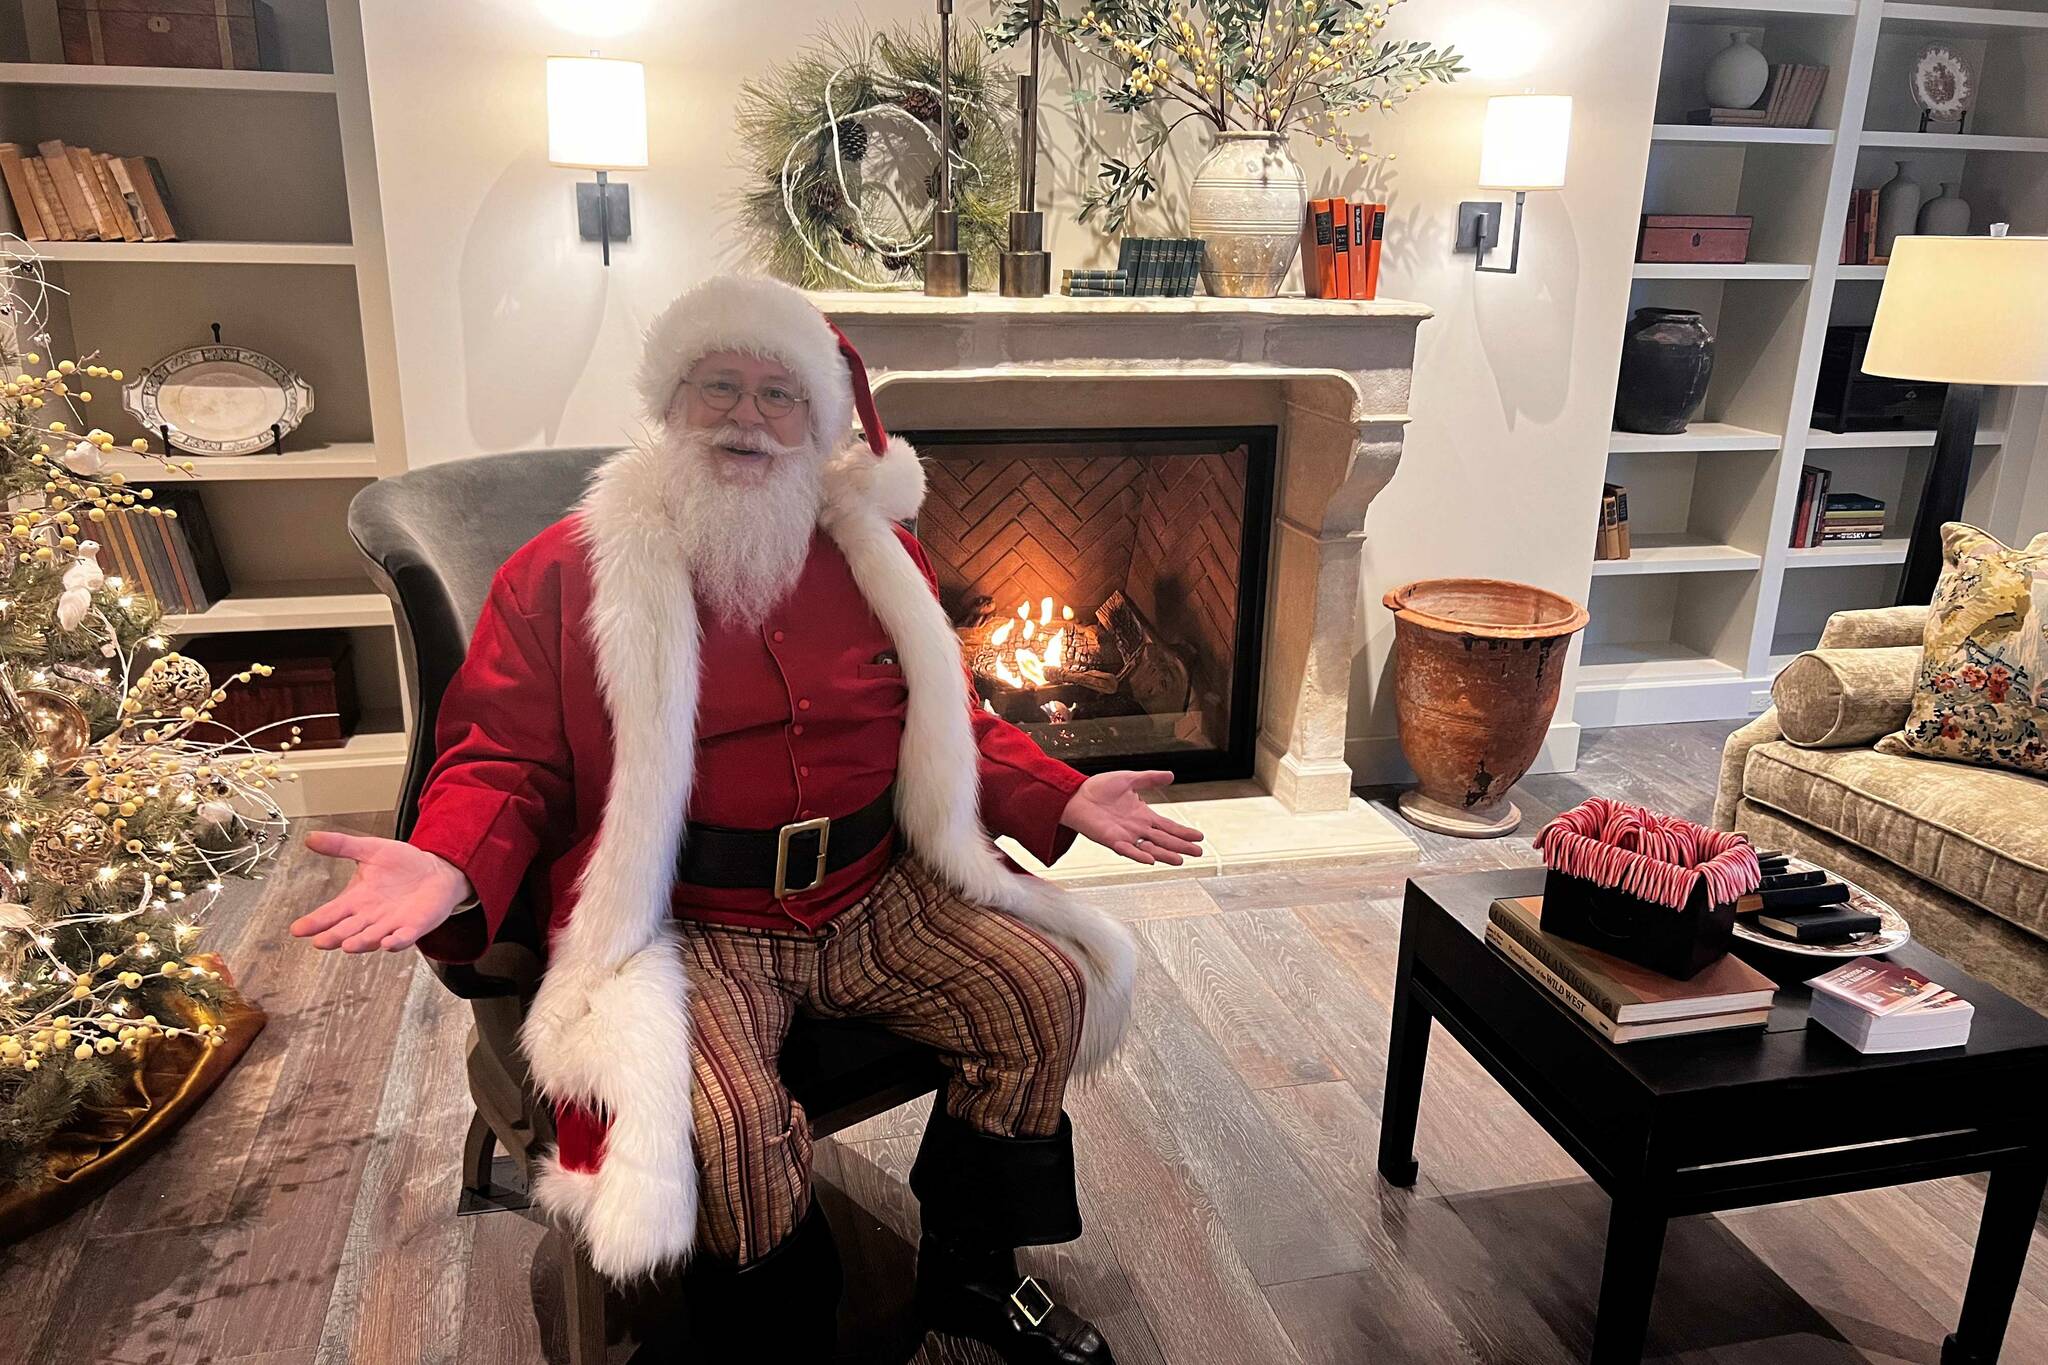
[{"x1": 1614, "y1": 308, "x2": 1715, "y2": 435}]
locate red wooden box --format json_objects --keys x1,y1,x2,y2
[
  {"x1": 183, "y1": 630, "x2": 358, "y2": 751},
  {"x1": 60, "y1": 0, "x2": 263, "y2": 70},
  {"x1": 1636, "y1": 214, "x2": 1753, "y2": 265}
]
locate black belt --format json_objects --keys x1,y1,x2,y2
[{"x1": 676, "y1": 783, "x2": 897, "y2": 897}]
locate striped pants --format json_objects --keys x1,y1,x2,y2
[{"x1": 684, "y1": 852, "x2": 1084, "y2": 1263}]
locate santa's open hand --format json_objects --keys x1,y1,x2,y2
[
  {"x1": 1059, "y1": 769, "x2": 1205, "y2": 865},
  {"x1": 290, "y1": 830, "x2": 472, "y2": 953}
]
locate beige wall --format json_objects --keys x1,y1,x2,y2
[{"x1": 358, "y1": 0, "x2": 1668, "y2": 778}]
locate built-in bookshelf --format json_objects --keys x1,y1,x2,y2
[
  {"x1": 1578, "y1": 0, "x2": 2048, "y2": 729},
  {"x1": 0, "y1": 1, "x2": 407, "y2": 815}
]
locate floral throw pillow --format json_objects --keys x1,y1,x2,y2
[{"x1": 1878, "y1": 523, "x2": 2048, "y2": 775}]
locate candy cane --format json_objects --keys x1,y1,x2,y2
[{"x1": 1534, "y1": 798, "x2": 1761, "y2": 911}]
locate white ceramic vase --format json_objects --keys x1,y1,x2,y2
[
  {"x1": 1704, "y1": 31, "x2": 1770, "y2": 109},
  {"x1": 1187, "y1": 130, "x2": 1307, "y2": 298},
  {"x1": 1919, "y1": 183, "x2": 1971, "y2": 235},
  {"x1": 1875, "y1": 161, "x2": 1924, "y2": 259}
]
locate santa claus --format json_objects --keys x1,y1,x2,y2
[{"x1": 289, "y1": 274, "x2": 1204, "y2": 1361}]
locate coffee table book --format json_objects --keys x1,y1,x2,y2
[
  {"x1": 1809, "y1": 957, "x2": 1976, "y2": 1053},
  {"x1": 1488, "y1": 896, "x2": 1775, "y2": 1043}
]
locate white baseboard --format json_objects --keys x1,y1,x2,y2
[
  {"x1": 1345, "y1": 720, "x2": 1583, "y2": 787},
  {"x1": 1572, "y1": 674, "x2": 1765, "y2": 729}
]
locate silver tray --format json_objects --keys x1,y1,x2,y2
[{"x1": 1732, "y1": 856, "x2": 1912, "y2": 959}]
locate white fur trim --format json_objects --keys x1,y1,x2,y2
[
  {"x1": 637, "y1": 276, "x2": 853, "y2": 456},
  {"x1": 523, "y1": 438, "x2": 1133, "y2": 1282}
]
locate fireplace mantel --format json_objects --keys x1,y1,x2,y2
[{"x1": 816, "y1": 289, "x2": 1430, "y2": 874}]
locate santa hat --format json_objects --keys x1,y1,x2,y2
[{"x1": 637, "y1": 275, "x2": 907, "y2": 466}]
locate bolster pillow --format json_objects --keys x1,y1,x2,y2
[{"x1": 1771, "y1": 646, "x2": 1922, "y2": 748}]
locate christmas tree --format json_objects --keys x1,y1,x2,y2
[{"x1": 0, "y1": 243, "x2": 296, "y2": 1189}]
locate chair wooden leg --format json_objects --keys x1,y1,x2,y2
[
  {"x1": 461, "y1": 1109, "x2": 498, "y2": 1196},
  {"x1": 564, "y1": 1241, "x2": 610, "y2": 1365}
]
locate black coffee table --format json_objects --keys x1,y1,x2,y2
[{"x1": 1377, "y1": 867, "x2": 2048, "y2": 1365}]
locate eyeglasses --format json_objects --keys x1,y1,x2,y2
[{"x1": 679, "y1": 378, "x2": 810, "y2": 419}]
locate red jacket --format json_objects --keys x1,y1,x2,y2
[{"x1": 407, "y1": 516, "x2": 1085, "y2": 962}]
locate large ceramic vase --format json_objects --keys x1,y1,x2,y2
[
  {"x1": 1188, "y1": 130, "x2": 1307, "y2": 298},
  {"x1": 1614, "y1": 308, "x2": 1715, "y2": 435},
  {"x1": 1703, "y1": 30, "x2": 1770, "y2": 109},
  {"x1": 1384, "y1": 579, "x2": 1589, "y2": 838},
  {"x1": 1919, "y1": 182, "x2": 1971, "y2": 235},
  {"x1": 1875, "y1": 161, "x2": 1924, "y2": 259}
]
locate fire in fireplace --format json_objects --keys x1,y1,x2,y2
[{"x1": 904, "y1": 426, "x2": 1276, "y2": 781}]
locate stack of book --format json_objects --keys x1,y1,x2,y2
[
  {"x1": 1688, "y1": 64, "x2": 1827, "y2": 129},
  {"x1": 0, "y1": 140, "x2": 180, "y2": 243},
  {"x1": 1487, "y1": 896, "x2": 1777, "y2": 1043},
  {"x1": 1109, "y1": 238, "x2": 1204, "y2": 296},
  {"x1": 1061, "y1": 269, "x2": 1130, "y2": 297},
  {"x1": 1740, "y1": 849, "x2": 1882, "y2": 942},
  {"x1": 93, "y1": 489, "x2": 231, "y2": 616},
  {"x1": 1808, "y1": 957, "x2": 1974, "y2": 1053},
  {"x1": 1842, "y1": 188, "x2": 1882, "y2": 265},
  {"x1": 1791, "y1": 468, "x2": 1887, "y2": 546},
  {"x1": 1301, "y1": 199, "x2": 1386, "y2": 300},
  {"x1": 1594, "y1": 483, "x2": 1631, "y2": 561}
]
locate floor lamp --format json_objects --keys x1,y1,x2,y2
[{"x1": 1862, "y1": 233, "x2": 2048, "y2": 604}]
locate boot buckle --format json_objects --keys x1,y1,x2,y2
[{"x1": 1009, "y1": 1275, "x2": 1055, "y2": 1327}]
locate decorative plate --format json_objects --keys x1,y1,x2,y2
[
  {"x1": 1732, "y1": 856, "x2": 1912, "y2": 959},
  {"x1": 1909, "y1": 44, "x2": 1976, "y2": 118},
  {"x1": 120, "y1": 344, "x2": 315, "y2": 457}
]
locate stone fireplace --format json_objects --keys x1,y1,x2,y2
[{"x1": 821, "y1": 292, "x2": 1430, "y2": 881}]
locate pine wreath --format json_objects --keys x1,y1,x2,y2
[{"x1": 734, "y1": 24, "x2": 1018, "y2": 291}]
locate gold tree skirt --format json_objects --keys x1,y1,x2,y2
[{"x1": 0, "y1": 954, "x2": 265, "y2": 1243}]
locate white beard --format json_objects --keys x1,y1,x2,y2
[{"x1": 659, "y1": 424, "x2": 824, "y2": 630}]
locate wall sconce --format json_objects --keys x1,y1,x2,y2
[
  {"x1": 1458, "y1": 95, "x2": 1572, "y2": 275},
  {"x1": 546, "y1": 54, "x2": 648, "y2": 266}
]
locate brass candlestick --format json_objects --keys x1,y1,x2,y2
[
  {"x1": 923, "y1": 0, "x2": 970, "y2": 297},
  {"x1": 999, "y1": 0, "x2": 1050, "y2": 297}
]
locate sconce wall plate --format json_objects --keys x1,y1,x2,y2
[
  {"x1": 576, "y1": 180, "x2": 632, "y2": 244},
  {"x1": 1456, "y1": 201, "x2": 1502, "y2": 254}
]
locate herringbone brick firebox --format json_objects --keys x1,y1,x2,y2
[{"x1": 909, "y1": 427, "x2": 1275, "y2": 782}]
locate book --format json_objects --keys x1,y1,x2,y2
[
  {"x1": 28, "y1": 157, "x2": 76, "y2": 240},
  {"x1": 36, "y1": 140, "x2": 99, "y2": 241},
  {"x1": 1612, "y1": 482, "x2": 1630, "y2": 556},
  {"x1": 1486, "y1": 925, "x2": 1773, "y2": 1043},
  {"x1": 1304, "y1": 198, "x2": 1336, "y2": 297},
  {"x1": 1737, "y1": 881, "x2": 1850, "y2": 913},
  {"x1": 1808, "y1": 957, "x2": 1972, "y2": 1052},
  {"x1": 1756, "y1": 907, "x2": 1882, "y2": 943},
  {"x1": 1362, "y1": 202, "x2": 1386, "y2": 300},
  {"x1": 87, "y1": 153, "x2": 141, "y2": 242},
  {"x1": 1490, "y1": 896, "x2": 1777, "y2": 1023},
  {"x1": 100, "y1": 154, "x2": 149, "y2": 241},
  {"x1": 140, "y1": 157, "x2": 182, "y2": 241},
  {"x1": 0, "y1": 143, "x2": 45, "y2": 240},
  {"x1": 1331, "y1": 209, "x2": 1352, "y2": 299},
  {"x1": 1347, "y1": 201, "x2": 1366, "y2": 299},
  {"x1": 65, "y1": 145, "x2": 125, "y2": 242}
]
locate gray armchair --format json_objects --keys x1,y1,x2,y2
[{"x1": 348, "y1": 447, "x2": 945, "y2": 1362}]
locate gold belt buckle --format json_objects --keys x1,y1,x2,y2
[
  {"x1": 1009, "y1": 1275, "x2": 1055, "y2": 1328},
  {"x1": 773, "y1": 815, "x2": 832, "y2": 898}
]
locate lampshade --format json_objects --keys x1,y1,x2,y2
[
  {"x1": 1864, "y1": 235, "x2": 2048, "y2": 385},
  {"x1": 1478, "y1": 95, "x2": 1572, "y2": 191},
  {"x1": 546, "y1": 56, "x2": 648, "y2": 170}
]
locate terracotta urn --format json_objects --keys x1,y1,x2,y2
[{"x1": 1383, "y1": 578, "x2": 1589, "y2": 838}]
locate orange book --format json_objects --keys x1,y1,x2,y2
[
  {"x1": 1331, "y1": 201, "x2": 1353, "y2": 298},
  {"x1": 1303, "y1": 198, "x2": 1337, "y2": 298},
  {"x1": 1361, "y1": 202, "x2": 1387, "y2": 300}
]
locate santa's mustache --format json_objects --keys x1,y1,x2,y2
[{"x1": 691, "y1": 424, "x2": 804, "y2": 458}]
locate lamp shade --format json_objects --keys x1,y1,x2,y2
[
  {"x1": 1478, "y1": 95, "x2": 1572, "y2": 191},
  {"x1": 546, "y1": 56, "x2": 648, "y2": 170},
  {"x1": 1864, "y1": 235, "x2": 2048, "y2": 385}
]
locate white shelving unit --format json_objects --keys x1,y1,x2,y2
[
  {"x1": 1, "y1": 1, "x2": 408, "y2": 816},
  {"x1": 1579, "y1": 0, "x2": 2048, "y2": 729}
]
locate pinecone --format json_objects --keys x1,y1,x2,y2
[
  {"x1": 924, "y1": 165, "x2": 942, "y2": 203},
  {"x1": 838, "y1": 119, "x2": 869, "y2": 161},
  {"x1": 900, "y1": 87, "x2": 941, "y2": 123},
  {"x1": 838, "y1": 224, "x2": 860, "y2": 247},
  {"x1": 882, "y1": 252, "x2": 913, "y2": 272},
  {"x1": 805, "y1": 176, "x2": 842, "y2": 219},
  {"x1": 951, "y1": 117, "x2": 970, "y2": 147}
]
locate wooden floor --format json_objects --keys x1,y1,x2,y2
[{"x1": 7, "y1": 720, "x2": 2048, "y2": 1364}]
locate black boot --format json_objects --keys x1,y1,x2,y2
[
  {"x1": 626, "y1": 1202, "x2": 841, "y2": 1363},
  {"x1": 910, "y1": 1106, "x2": 1114, "y2": 1365}
]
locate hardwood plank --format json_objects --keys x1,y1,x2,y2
[
  {"x1": 1114, "y1": 938, "x2": 1368, "y2": 1286},
  {"x1": 312, "y1": 965, "x2": 477, "y2": 1365},
  {"x1": 1135, "y1": 913, "x2": 1341, "y2": 1090},
  {"x1": 1063, "y1": 1055, "x2": 1306, "y2": 1365},
  {"x1": 0, "y1": 1222, "x2": 87, "y2": 1365},
  {"x1": 1071, "y1": 877, "x2": 1223, "y2": 922}
]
